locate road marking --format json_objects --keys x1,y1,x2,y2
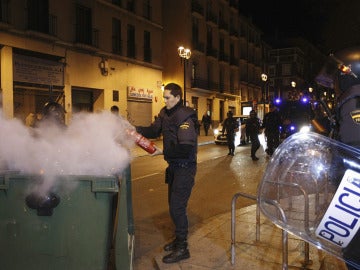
[{"x1": 132, "y1": 172, "x2": 162, "y2": 181}]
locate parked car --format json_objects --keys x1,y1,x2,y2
[{"x1": 213, "y1": 116, "x2": 249, "y2": 145}]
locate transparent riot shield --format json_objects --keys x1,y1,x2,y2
[{"x1": 258, "y1": 131, "x2": 360, "y2": 269}]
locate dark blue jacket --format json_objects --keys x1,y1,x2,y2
[{"x1": 136, "y1": 102, "x2": 198, "y2": 164}]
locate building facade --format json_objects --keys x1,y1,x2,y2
[
  {"x1": 2, "y1": 0, "x2": 305, "y2": 129},
  {"x1": 0, "y1": 0, "x2": 163, "y2": 126},
  {"x1": 267, "y1": 37, "x2": 327, "y2": 103},
  {"x1": 162, "y1": 0, "x2": 265, "y2": 126}
]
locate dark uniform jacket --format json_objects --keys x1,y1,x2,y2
[
  {"x1": 222, "y1": 117, "x2": 239, "y2": 135},
  {"x1": 263, "y1": 110, "x2": 282, "y2": 136},
  {"x1": 246, "y1": 117, "x2": 261, "y2": 138},
  {"x1": 136, "y1": 102, "x2": 198, "y2": 164}
]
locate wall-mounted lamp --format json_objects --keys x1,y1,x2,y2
[{"x1": 99, "y1": 58, "x2": 109, "y2": 76}]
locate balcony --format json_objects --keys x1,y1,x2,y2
[
  {"x1": 75, "y1": 27, "x2": 99, "y2": 49},
  {"x1": 112, "y1": 37, "x2": 123, "y2": 55},
  {"x1": 127, "y1": 42, "x2": 136, "y2": 59},
  {"x1": 191, "y1": 78, "x2": 211, "y2": 90},
  {"x1": 206, "y1": 11, "x2": 218, "y2": 25},
  {"x1": 230, "y1": 56, "x2": 238, "y2": 66},
  {"x1": 191, "y1": 0, "x2": 204, "y2": 16},
  {"x1": 219, "y1": 52, "x2": 229, "y2": 63},
  {"x1": 192, "y1": 41, "x2": 205, "y2": 53},
  {"x1": 229, "y1": 0, "x2": 239, "y2": 10},
  {"x1": 218, "y1": 18, "x2": 228, "y2": 32},
  {"x1": 229, "y1": 26, "x2": 239, "y2": 38},
  {"x1": 143, "y1": 47, "x2": 152, "y2": 63},
  {"x1": 206, "y1": 47, "x2": 218, "y2": 58}
]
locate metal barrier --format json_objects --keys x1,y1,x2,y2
[
  {"x1": 230, "y1": 192, "x2": 259, "y2": 265},
  {"x1": 231, "y1": 192, "x2": 311, "y2": 270}
]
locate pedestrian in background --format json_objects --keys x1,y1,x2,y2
[
  {"x1": 135, "y1": 83, "x2": 198, "y2": 264},
  {"x1": 222, "y1": 111, "x2": 239, "y2": 156},
  {"x1": 246, "y1": 110, "x2": 261, "y2": 160},
  {"x1": 262, "y1": 103, "x2": 282, "y2": 156},
  {"x1": 201, "y1": 111, "x2": 211, "y2": 136}
]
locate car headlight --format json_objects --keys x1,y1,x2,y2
[{"x1": 214, "y1": 129, "x2": 219, "y2": 135}]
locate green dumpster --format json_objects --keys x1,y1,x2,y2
[{"x1": 0, "y1": 166, "x2": 134, "y2": 270}]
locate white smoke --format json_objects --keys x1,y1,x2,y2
[{"x1": 0, "y1": 110, "x2": 136, "y2": 194}]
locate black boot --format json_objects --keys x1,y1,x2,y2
[
  {"x1": 162, "y1": 240, "x2": 190, "y2": 264},
  {"x1": 163, "y1": 238, "x2": 179, "y2": 252}
]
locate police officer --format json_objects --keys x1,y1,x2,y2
[
  {"x1": 135, "y1": 83, "x2": 198, "y2": 264},
  {"x1": 262, "y1": 103, "x2": 282, "y2": 156},
  {"x1": 316, "y1": 46, "x2": 360, "y2": 270},
  {"x1": 222, "y1": 111, "x2": 239, "y2": 156},
  {"x1": 246, "y1": 110, "x2": 261, "y2": 160}
]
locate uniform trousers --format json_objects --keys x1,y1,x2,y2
[{"x1": 166, "y1": 162, "x2": 196, "y2": 240}]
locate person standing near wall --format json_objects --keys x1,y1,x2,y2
[
  {"x1": 201, "y1": 111, "x2": 211, "y2": 136},
  {"x1": 135, "y1": 83, "x2": 198, "y2": 264}
]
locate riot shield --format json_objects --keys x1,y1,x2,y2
[{"x1": 258, "y1": 132, "x2": 360, "y2": 269}]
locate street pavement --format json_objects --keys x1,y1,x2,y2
[{"x1": 132, "y1": 135, "x2": 348, "y2": 270}]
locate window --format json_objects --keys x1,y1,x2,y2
[
  {"x1": 113, "y1": 90, "x2": 119, "y2": 102},
  {"x1": 27, "y1": 0, "x2": 49, "y2": 33},
  {"x1": 207, "y1": 25, "x2": 212, "y2": 48},
  {"x1": 282, "y1": 63, "x2": 291, "y2": 76},
  {"x1": 143, "y1": 30, "x2": 151, "y2": 62},
  {"x1": 219, "y1": 36, "x2": 224, "y2": 54},
  {"x1": 112, "y1": 18, "x2": 122, "y2": 54},
  {"x1": 127, "y1": 0, "x2": 135, "y2": 12},
  {"x1": 0, "y1": 0, "x2": 10, "y2": 23},
  {"x1": 112, "y1": 0, "x2": 121, "y2": 7},
  {"x1": 191, "y1": 96, "x2": 198, "y2": 111},
  {"x1": 219, "y1": 69, "x2": 224, "y2": 92},
  {"x1": 192, "y1": 18, "x2": 199, "y2": 43},
  {"x1": 76, "y1": 4, "x2": 92, "y2": 45},
  {"x1": 191, "y1": 63, "x2": 196, "y2": 81},
  {"x1": 72, "y1": 89, "x2": 94, "y2": 113},
  {"x1": 269, "y1": 65, "x2": 276, "y2": 76},
  {"x1": 143, "y1": 0, "x2": 151, "y2": 20},
  {"x1": 127, "y1": 24, "x2": 136, "y2": 58},
  {"x1": 230, "y1": 72, "x2": 234, "y2": 92}
]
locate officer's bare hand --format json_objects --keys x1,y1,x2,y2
[{"x1": 151, "y1": 145, "x2": 163, "y2": 156}]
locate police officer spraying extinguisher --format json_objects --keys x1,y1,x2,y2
[{"x1": 135, "y1": 83, "x2": 198, "y2": 264}]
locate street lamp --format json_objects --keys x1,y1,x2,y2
[
  {"x1": 261, "y1": 73, "x2": 268, "y2": 101},
  {"x1": 178, "y1": 46, "x2": 191, "y2": 106},
  {"x1": 261, "y1": 73, "x2": 268, "y2": 117},
  {"x1": 290, "y1": 81, "x2": 296, "y2": 100}
]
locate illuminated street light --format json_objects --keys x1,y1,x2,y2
[
  {"x1": 261, "y1": 73, "x2": 268, "y2": 101},
  {"x1": 261, "y1": 73, "x2": 268, "y2": 118},
  {"x1": 178, "y1": 46, "x2": 191, "y2": 106}
]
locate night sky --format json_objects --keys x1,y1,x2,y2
[{"x1": 239, "y1": 0, "x2": 360, "y2": 53}]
